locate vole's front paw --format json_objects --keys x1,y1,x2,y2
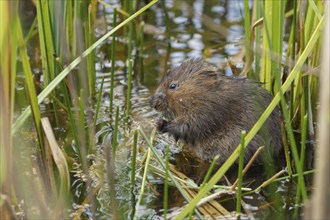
[{"x1": 155, "y1": 117, "x2": 168, "y2": 133}]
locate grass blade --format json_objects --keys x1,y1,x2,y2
[
  {"x1": 109, "y1": 8, "x2": 117, "y2": 115},
  {"x1": 94, "y1": 76, "x2": 105, "y2": 126},
  {"x1": 243, "y1": 0, "x2": 252, "y2": 77},
  {"x1": 163, "y1": 144, "x2": 169, "y2": 219},
  {"x1": 125, "y1": 59, "x2": 133, "y2": 120},
  {"x1": 36, "y1": 0, "x2": 55, "y2": 84},
  {"x1": 112, "y1": 106, "x2": 120, "y2": 161},
  {"x1": 236, "y1": 131, "x2": 246, "y2": 218},
  {"x1": 130, "y1": 130, "x2": 138, "y2": 219},
  {"x1": 17, "y1": 19, "x2": 44, "y2": 150},
  {"x1": 0, "y1": 1, "x2": 18, "y2": 205},
  {"x1": 41, "y1": 117, "x2": 70, "y2": 215}
]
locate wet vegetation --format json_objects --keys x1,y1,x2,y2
[{"x1": 0, "y1": 0, "x2": 328, "y2": 219}]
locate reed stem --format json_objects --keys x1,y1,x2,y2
[
  {"x1": 109, "y1": 8, "x2": 117, "y2": 115},
  {"x1": 236, "y1": 131, "x2": 246, "y2": 219}
]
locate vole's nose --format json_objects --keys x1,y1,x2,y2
[{"x1": 150, "y1": 92, "x2": 165, "y2": 109}]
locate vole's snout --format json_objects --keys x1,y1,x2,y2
[{"x1": 150, "y1": 92, "x2": 166, "y2": 110}]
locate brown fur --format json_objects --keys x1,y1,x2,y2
[{"x1": 150, "y1": 58, "x2": 282, "y2": 165}]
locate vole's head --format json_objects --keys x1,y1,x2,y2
[{"x1": 150, "y1": 59, "x2": 220, "y2": 120}]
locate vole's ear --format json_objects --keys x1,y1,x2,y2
[
  {"x1": 198, "y1": 69, "x2": 218, "y2": 79},
  {"x1": 201, "y1": 70, "x2": 217, "y2": 76}
]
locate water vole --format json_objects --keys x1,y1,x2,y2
[{"x1": 150, "y1": 59, "x2": 282, "y2": 165}]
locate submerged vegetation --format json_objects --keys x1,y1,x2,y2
[{"x1": 0, "y1": 0, "x2": 328, "y2": 219}]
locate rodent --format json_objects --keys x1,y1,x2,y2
[{"x1": 150, "y1": 58, "x2": 283, "y2": 166}]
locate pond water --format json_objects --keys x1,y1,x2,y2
[{"x1": 16, "y1": 0, "x2": 306, "y2": 219}]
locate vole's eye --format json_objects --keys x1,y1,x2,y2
[{"x1": 169, "y1": 83, "x2": 178, "y2": 89}]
